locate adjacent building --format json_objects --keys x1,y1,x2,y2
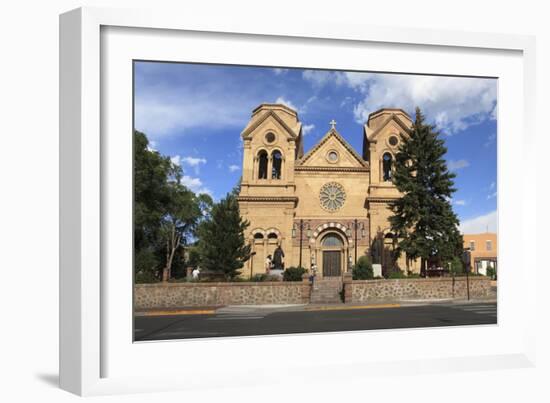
[{"x1": 463, "y1": 232, "x2": 498, "y2": 275}]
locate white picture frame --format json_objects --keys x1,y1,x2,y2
[{"x1": 60, "y1": 6, "x2": 537, "y2": 396}]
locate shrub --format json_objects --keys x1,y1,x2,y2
[
  {"x1": 250, "y1": 273, "x2": 281, "y2": 282},
  {"x1": 449, "y1": 256, "x2": 464, "y2": 275},
  {"x1": 352, "y1": 256, "x2": 374, "y2": 280},
  {"x1": 486, "y1": 267, "x2": 496, "y2": 279},
  {"x1": 386, "y1": 270, "x2": 407, "y2": 279},
  {"x1": 135, "y1": 249, "x2": 160, "y2": 283},
  {"x1": 283, "y1": 266, "x2": 306, "y2": 281}
]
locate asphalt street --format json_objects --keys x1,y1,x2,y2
[{"x1": 134, "y1": 302, "x2": 497, "y2": 341}]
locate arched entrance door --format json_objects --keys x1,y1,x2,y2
[{"x1": 321, "y1": 233, "x2": 344, "y2": 277}]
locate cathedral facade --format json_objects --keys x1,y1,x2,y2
[{"x1": 237, "y1": 103, "x2": 421, "y2": 278}]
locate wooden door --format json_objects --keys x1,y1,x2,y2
[{"x1": 323, "y1": 251, "x2": 341, "y2": 277}]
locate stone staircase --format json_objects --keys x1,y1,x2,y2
[{"x1": 310, "y1": 277, "x2": 343, "y2": 304}]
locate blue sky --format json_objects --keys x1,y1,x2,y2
[{"x1": 134, "y1": 62, "x2": 497, "y2": 234}]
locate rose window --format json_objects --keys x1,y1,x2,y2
[{"x1": 319, "y1": 182, "x2": 346, "y2": 212}]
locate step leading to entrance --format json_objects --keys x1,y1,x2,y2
[{"x1": 310, "y1": 278, "x2": 343, "y2": 304}]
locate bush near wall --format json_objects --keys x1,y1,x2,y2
[
  {"x1": 283, "y1": 267, "x2": 306, "y2": 281},
  {"x1": 352, "y1": 256, "x2": 373, "y2": 280}
]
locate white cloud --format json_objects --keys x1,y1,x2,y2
[
  {"x1": 171, "y1": 155, "x2": 207, "y2": 174},
  {"x1": 180, "y1": 174, "x2": 201, "y2": 188},
  {"x1": 170, "y1": 155, "x2": 181, "y2": 166},
  {"x1": 302, "y1": 70, "x2": 337, "y2": 88},
  {"x1": 340, "y1": 96, "x2": 353, "y2": 108},
  {"x1": 447, "y1": 159, "x2": 470, "y2": 171},
  {"x1": 459, "y1": 210, "x2": 497, "y2": 234},
  {"x1": 302, "y1": 70, "x2": 350, "y2": 89},
  {"x1": 302, "y1": 124, "x2": 315, "y2": 135},
  {"x1": 454, "y1": 199, "x2": 467, "y2": 206},
  {"x1": 182, "y1": 156, "x2": 207, "y2": 168},
  {"x1": 355, "y1": 75, "x2": 496, "y2": 133},
  {"x1": 302, "y1": 70, "x2": 496, "y2": 134},
  {"x1": 484, "y1": 132, "x2": 497, "y2": 147},
  {"x1": 180, "y1": 175, "x2": 213, "y2": 197},
  {"x1": 487, "y1": 191, "x2": 497, "y2": 200},
  {"x1": 272, "y1": 68, "x2": 289, "y2": 75},
  {"x1": 275, "y1": 96, "x2": 298, "y2": 112},
  {"x1": 229, "y1": 164, "x2": 240, "y2": 172},
  {"x1": 134, "y1": 81, "x2": 253, "y2": 139}
]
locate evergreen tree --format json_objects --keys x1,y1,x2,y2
[
  {"x1": 134, "y1": 130, "x2": 212, "y2": 282},
  {"x1": 134, "y1": 130, "x2": 173, "y2": 280},
  {"x1": 159, "y1": 183, "x2": 213, "y2": 282},
  {"x1": 389, "y1": 107, "x2": 463, "y2": 276},
  {"x1": 196, "y1": 194, "x2": 251, "y2": 279}
]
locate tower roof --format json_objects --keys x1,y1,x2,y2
[
  {"x1": 251, "y1": 103, "x2": 298, "y2": 118},
  {"x1": 367, "y1": 108, "x2": 412, "y2": 125}
]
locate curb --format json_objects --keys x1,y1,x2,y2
[{"x1": 135, "y1": 309, "x2": 216, "y2": 316}]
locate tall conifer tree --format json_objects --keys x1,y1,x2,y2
[
  {"x1": 389, "y1": 107, "x2": 463, "y2": 275},
  {"x1": 197, "y1": 194, "x2": 251, "y2": 279}
]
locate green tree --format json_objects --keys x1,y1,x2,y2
[
  {"x1": 197, "y1": 194, "x2": 251, "y2": 280},
  {"x1": 449, "y1": 256, "x2": 464, "y2": 275},
  {"x1": 389, "y1": 107, "x2": 463, "y2": 276},
  {"x1": 134, "y1": 130, "x2": 213, "y2": 282},
  {"x1": 134, "y1": 130, "x2": 173, "y2": 280},
  {"x1": 159, "y1": 182, "x2": 213, "y2": 282}
]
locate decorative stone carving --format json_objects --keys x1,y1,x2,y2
[{"x1": 319, "y1": 182, "x2": 346, "y2": 212}]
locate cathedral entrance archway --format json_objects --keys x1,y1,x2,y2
[{"x1": 320, "y1": 232, "x2": 345, "y2": 277}]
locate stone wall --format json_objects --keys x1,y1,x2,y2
[
  {"x1": 348, "y1": 277, "x2": 492, "y2": 303},
  {"x1": 135, "y1": 282, "x2": 311, "y2": 310}
]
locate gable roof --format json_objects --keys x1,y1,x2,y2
[
  {"x1": 241, "y1": 109, "x2": 301, "y2": 139},
  {"x1": 364, "y1": 112, "x2": 412, "y2": 142},
  {"x1": 297, "y1": 128, "x2": 368, "y2": 167}
]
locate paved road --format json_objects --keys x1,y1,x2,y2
[{"x1": 134, "y1": 302, "x2": 497, "y2": 341}]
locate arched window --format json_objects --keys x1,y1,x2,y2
[
  {"x1": 382, "y1": 153, "x2": 393, "y2": 181},
  {"x1": 271, "y1": 150, "x2": 283, "y2": 179},
  {"x1": 267, "y1": 232, "x2": 278, "y2": 240},
  {"x1": 258, "y1": 150, "x2": 268, "y2": 179},
  {"x1": 322, "y1": 233, "x2": 343, "y2": 247},
  {"x1": 254, "y1": 232, "x2": 264, "y2": 240}
]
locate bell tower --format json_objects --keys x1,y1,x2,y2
[
  {"x1": 237, "y1": 104, "x2": 303, "y2": 277},
  {"x1": 239, "y1": 103, "x2": 303, "y2": 196}
]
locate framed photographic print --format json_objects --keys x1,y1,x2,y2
[{"x1": 60, "y1": 6, "x2": 536, "y2": 396}]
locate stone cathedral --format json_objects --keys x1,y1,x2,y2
[{"x1": 237, "y1": 103, "x2": 421, "y2": 278}]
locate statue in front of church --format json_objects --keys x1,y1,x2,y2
[
  {"x1": 272, "y1": 245, "x2": 285, "y2": 271},
  {"x1": 371, "y1": 238, "x2": 382, "y2": 265}
]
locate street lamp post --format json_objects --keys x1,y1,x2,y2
[
  {"x1": 348, "y1": 219, "x2": 362, "y2": 266},
  {"x1": 462, "y1": 248, "x2": 471, "y2": 301},
  {"x1": 249, "y1": 245, "x2": 257, "y2": 279},
  {"x1": 293, "y1": 219, "x2": 310, "y2": 269},
  {"x1": 354, "y1": 219, "x2": 358, "y2": 266}
]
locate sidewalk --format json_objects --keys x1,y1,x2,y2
[{"x1": 135, "y1": 296, "x2": 496, "y2": 316}]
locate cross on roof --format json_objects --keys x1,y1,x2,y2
[{"x1": 329, "y1": 119, "x2": 337, "y2": 130}]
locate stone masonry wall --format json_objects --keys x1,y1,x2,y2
[
  {"x1": 348, "y1": 277, "x2": 492, "y2": 303},
  {"x1": 135, "y1": 282, "x2": 311, "y2": 310}
]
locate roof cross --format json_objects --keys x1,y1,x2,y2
[{"x1": 329, "y1": 119, "x2": 337, "y2": 130}]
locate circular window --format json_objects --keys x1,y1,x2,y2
[
  {"x1": 327, "y1": 150, "x2": 339, "y2": 163},
  {"x1": 265, "y1": 132, "x2": 276, "y2": 143},
  {"x1": 389, "y1": 136, "x2": 399, "y2": 146},
  {"x1": 319, "y1": 182, "x2": 346, "y2": 212}
]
